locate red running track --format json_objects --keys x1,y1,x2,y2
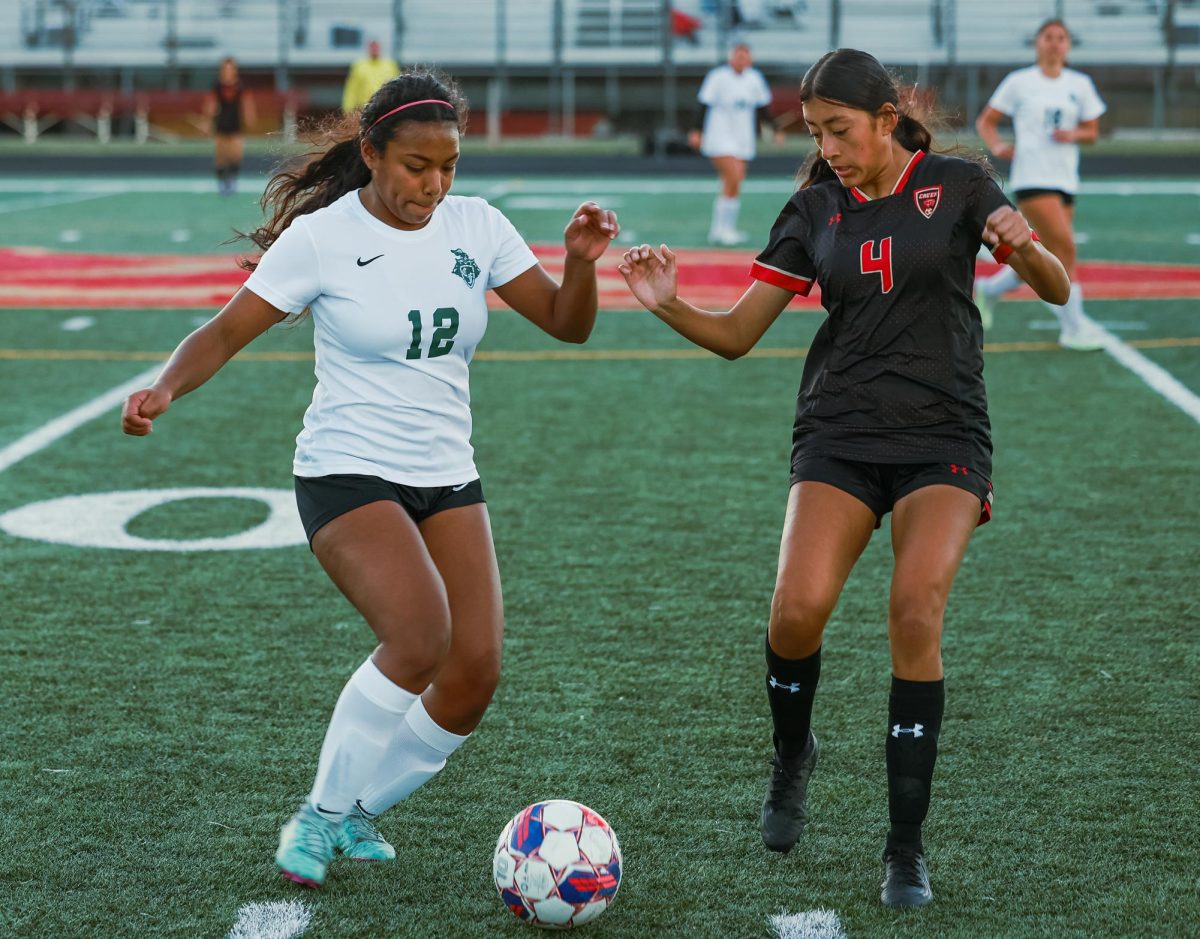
[{"x1": 1, "y1": 245, "x2": 1198, "y2": 309}]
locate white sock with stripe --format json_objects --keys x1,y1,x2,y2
[
  {"x1": 308, "y1": 658, "x2": 418, "y2": 822},
  {"x1": 357, "y1": 697, "x2": 469, "y2": 816}
]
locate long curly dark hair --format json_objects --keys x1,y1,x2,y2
[
  {"x1": 795, "y1": 49, "x2": 983, "y2": 190},
  {"x1": 239, "y1": 68, "x2": 468, "y2": 272}
]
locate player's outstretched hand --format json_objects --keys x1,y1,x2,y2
[
  {"x1": 618, "y1": 244, "x2": 678, "y2": 313},
  {"x1": 121, "y1": 387, "x2": 171, "y2": 436},
  {"x1": 564, "y1": 202, "x2": 619, "y2": 262},
  {"x1": 982, "y1": 206, "x2": 1033, "y2": 254}
]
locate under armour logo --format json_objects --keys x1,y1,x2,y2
[
  {"x1": 891, "y1": 723, "x2": 924, "y2": 738},
  {"x1": 828, "y1": 212, "x2": 842, "y2": 226},
  {"x1": 950, "y1": 464, "x2": 969, "y2": 475},
  {"x1": 768, "y1": 675, "x2": 802, "y2": 693}
]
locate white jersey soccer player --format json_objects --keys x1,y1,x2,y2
[
  {"x1": 974, "y1": 19, "x2": 1106, "y2": 350},
  {"x1": 122, "y1": 71, "x2": 619, "y2": 894},
  {"x1": 244, "y1": 192, "x2": 536, "y2": 487},
  {"x1": 697, "y1": 62, "x2": 772, "y2": 162},
  {"x1": 692, "y1": 43, "x2": 774, "y2": 245},
  {"x1": 985, "y1": 64, "x2": 1105, "y2": 196}
]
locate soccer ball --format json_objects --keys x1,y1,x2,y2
[{"x1": 493, "y1": 800, "x2": 622, "y2": 929}]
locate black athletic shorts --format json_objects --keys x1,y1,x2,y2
[
  {"x1": 790, "y1": 455, "x2": 993, "y2": 528},
  {"x1": 294, "y1": 473, "x2": 486, "y2": 545},
  {"x1": 1014, "y1": 187, "x2": 1075, "y2": 207}
]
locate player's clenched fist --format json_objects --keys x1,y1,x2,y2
[
  {"x1": 618, "y1": 244, "x2": 679, "y2": 314},
  {"x1": 121, "y1": 387, "x2": 172, "y2": 436},
  {"x1": 982, "y1": 206, "x2": 1033, "y2": 254}
]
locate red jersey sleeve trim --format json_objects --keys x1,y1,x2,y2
[
  {"x1": 991, "y1": 229, "x2": 1040, "y2": 264},
  {"x1": 750, "y1": 261, "x2": 814, "y2": 295}
]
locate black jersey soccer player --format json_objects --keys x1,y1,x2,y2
[
  {"x1": 620, "y1": 49, "x2": 1069, "y2": 908},
  {"x1": 122, "y1": 69, "x2": 618, "y2": 891}
]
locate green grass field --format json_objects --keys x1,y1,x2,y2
[{"x1": 0, "y1": 170, "x2": 1197, "y2": 938}]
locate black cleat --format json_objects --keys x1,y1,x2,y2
[
  {"x1": 880, "y1": 847, "x2": 933, "y2": 908},
  {"x1": 760, "y1": 732, "x2": 818, "y2": 853}
]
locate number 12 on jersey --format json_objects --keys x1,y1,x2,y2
[
  {"x1": 860, "y1": 237, "x2": 894, "y2": 294},
  {"x1": 406, "y1": 307, "x2": 460, "y2": 359}
]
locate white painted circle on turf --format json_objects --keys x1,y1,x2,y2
[{"x1": 0, "y1": 487, "x2": 305, "y2": 551}]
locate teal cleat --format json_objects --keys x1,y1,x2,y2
[
  {"x1": 337, "y1": 804, "x2": 396, "y2": 862},
  {"x1": 275, "y1": 803, "x2": 338, "y2": 888}
]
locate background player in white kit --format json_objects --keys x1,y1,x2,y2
[
  {"x1": 120, "y1": 70, "x2": 619, "y2": 890},
  {"x1": 974, "y1": 19, "x2": 1106, "y2": 350},
  {"x1": 689, "y1": 43, "x2": 777, "y2": 246}
]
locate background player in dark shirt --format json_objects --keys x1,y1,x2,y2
[
  {"x1": 204, "y1": 56, "x2": 256, "y2": 196},
  {"x1": 619, "y1": 48, "x2": 1068, "y2": 909}
]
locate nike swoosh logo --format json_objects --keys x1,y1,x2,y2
[
  {"x1": 451, "y1": 482, "x2": 470, "y2": 491},
  {"x1": 356, "y1": 254, "x2": 384, "y2": 267}
]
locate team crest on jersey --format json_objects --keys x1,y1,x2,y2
[
  {"x1": 450, "y1": 248, "x2": 481, "y2": 288},
  {"x1": 914, "y1": 185, "x2": 942, "y2": 219}
]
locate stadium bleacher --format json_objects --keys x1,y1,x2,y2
[{"x1": 0, "y1": 0, "x2": 1195, "y2": 140}]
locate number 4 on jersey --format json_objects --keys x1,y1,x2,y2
[{"x1": 860, "y1": 237, "x2": 894, "y2": 294}]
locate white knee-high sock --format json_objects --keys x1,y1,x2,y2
[
  {"x1": 719, "y1": 196, "x2": 741, "y2": 234},
  {"x1": 979, "y1": 265, "x2": 1021, "y2": 297},
  {"x1": 709, "y1": 196, "x2": 724, "y2": 238},
  {"x1": 308, "y1": 658, "x2": 418, "y2": 821},
  {"x1": 357, "y1": 697, "x2": 469, "y2": 817},
  {"x1": 1044, "y1": 283, "x2": 1086, "y2": 328}
]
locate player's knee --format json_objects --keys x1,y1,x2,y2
[
  {"x1": 770, "y1": 590, "x2": 834, "y2": 649},
  {"x1": 887, "y1": 604, "x2": 943, "y2": 656},
  {"x1": 437, "y1": 646, "x2": 502, "y2": 726},
  {"x1": 374, "y1": 596, "x2": 453, "y2": 685}
]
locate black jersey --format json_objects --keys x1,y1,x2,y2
[
  {"x1": 213, "y1": 80, "x2": 244, "y2": 135},
  {"x1": 751, "y1": 150, "x2": 1014, "y2": 472}
]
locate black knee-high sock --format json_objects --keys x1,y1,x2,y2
[
  {"x1": 228, "y1": 161, "x2": 240, "y2": 183},
  {"x1": 765, "y1": 636, "x2": 820, "y2": 760},
  {"x1": 885, "y1": 676, "x2": 945, "y2": 853}
]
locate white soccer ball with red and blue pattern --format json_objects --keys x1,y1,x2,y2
[{"x1": 492, "y1": 800, "x2": 622, "y2": 929}]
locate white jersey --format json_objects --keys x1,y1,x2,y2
[
  {"x1": 244, "y1": 191, "x2": 537, "y2": 486},
  {"x1": 987, "y1": 65, "x2": 1106, "y2": 194},
  {"x1": 697, "y1": 64, "x2": 772, "y2": 161}
]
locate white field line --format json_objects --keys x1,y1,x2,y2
[
  {"x1": 1085, "y1": 314, "x2": 1200, "y2": 425},
  {"x1": 60, "y1": 316, "x2": 96, "y2": 332},
  {"x1": 769, "y1": 909, "x2": 848, "y2": 939},
  {"x1": 226, "y1": 900, "x2": 312, "y2": 939},
  {"x1": 0, "y1": 178, "x2": 1197, "y2": 196},
  {"x1": 0, "y1": 191, "x2": 116, "y2": 215},
  {"x1": 0, "y1": 364, "x2": 161, "y2": 474}
]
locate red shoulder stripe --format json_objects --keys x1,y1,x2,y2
[{"x1": 750, "y1": 261, "x2": 814, "y2": 295}]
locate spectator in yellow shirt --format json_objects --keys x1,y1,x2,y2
[{"x1": 342, "y1": 40, "x2": 401, "y2": 113}]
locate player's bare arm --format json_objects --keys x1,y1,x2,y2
[
  {"x1": 975, "y1": 106, "x2": 1013, "y2": 160},
  {"x1": 1053, "y1": 117, "x2": 1099, "y2": 144},
  {"x1": 493, "y1": 201, "x2": 617, "y2": 344},
  {"x1": 983, "y1": 206, "x2": 1070, "y2": 305},
  {"x1": 619, "y1": 244, "x2": 791, "y2": 360},
  {"x1": 121, "y1": 287, "x2": 286, "y2": 435}
]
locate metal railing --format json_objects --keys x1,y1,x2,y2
[{"x1": 3, "y1": 0, "x2": 1196, "y2": 70}]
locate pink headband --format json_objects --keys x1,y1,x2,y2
[{"x1": 365, "y1": 99, "x2": 455, "y2": 135}]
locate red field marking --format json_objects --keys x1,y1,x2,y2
[{"x1": 2, "y1": 245, "x2": 1198, "y2": 310}]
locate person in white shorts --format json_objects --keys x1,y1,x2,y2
[
  {"x1": 120, "y1": 69, "x2": 619, "y2": 892},
  {"x1": 975, "y1": 18, "x2": 1106, "y2": 350},
  {"x1": 689, "y1": 43, "x2": 777, "y2": 246}
]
